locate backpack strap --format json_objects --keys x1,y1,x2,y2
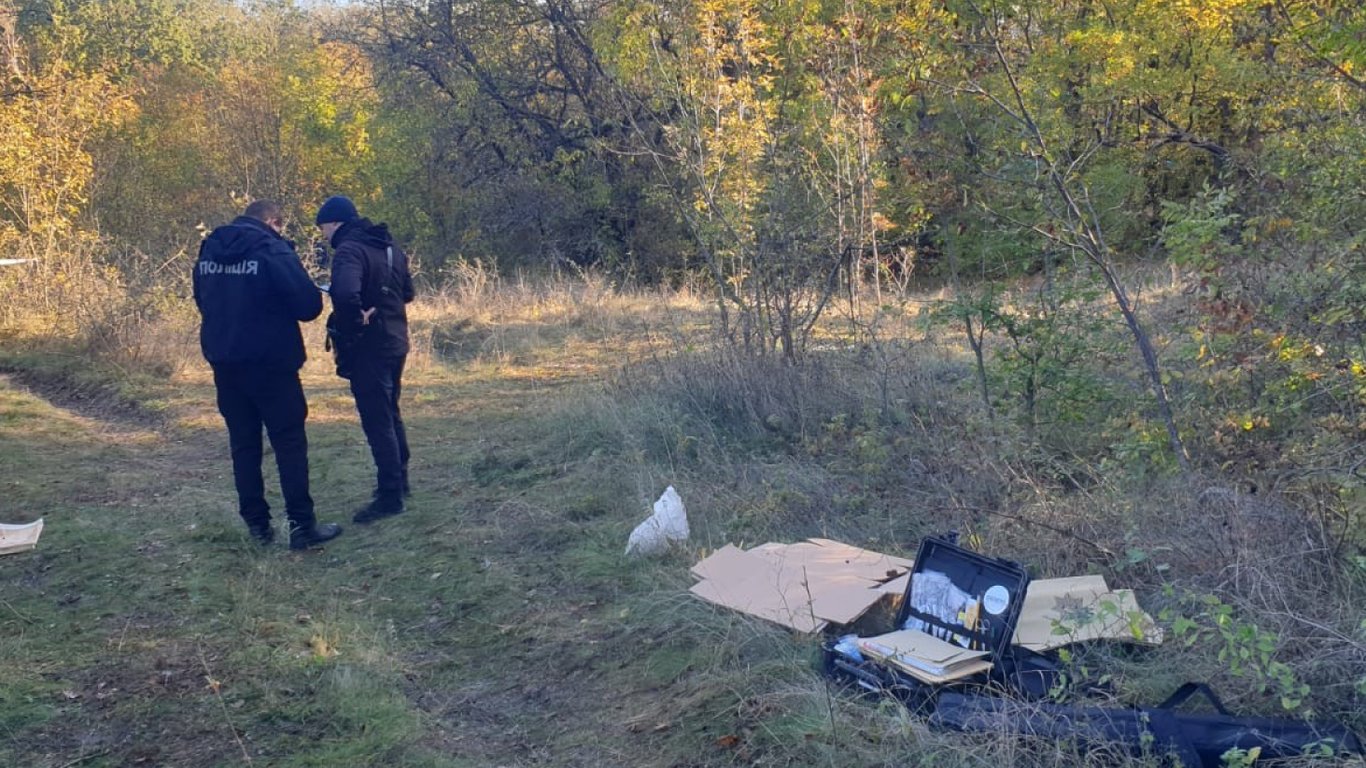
[
  {"x1": 1156, "y1": 682, "x2": 1230, "y2": 715},
  {"x1": 357, "y1": 244, "x2": 402, "y2": 308}
]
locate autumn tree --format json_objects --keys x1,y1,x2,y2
[
  {"x1": 350, "y1": 0, "x2": 679, "y2": 271},
  {"x1": 0, "y1": 5, "x2": 133, "y2": 336}
]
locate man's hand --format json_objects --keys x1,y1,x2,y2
[{"x1": 360, "y1": 307, "x2": 377, "y2": 326}]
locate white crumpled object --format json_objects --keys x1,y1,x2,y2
[{"x1": 625, "y1": 486, "x2": 689, "y2": 556}]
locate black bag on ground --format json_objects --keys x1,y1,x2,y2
[{"x1": 929, "y1": 682, "x2": 1364, "y2": 767}]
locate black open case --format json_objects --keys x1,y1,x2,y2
[
  {"x1": 821, "y1": 534, "x2": 1365, "y2": 766},
  {"x1": 893, "y1": 534, "x2": 1029, "y2": 660},
  {"x1": 823, "y1": 534, "x2": 1033, "y2": 710}
]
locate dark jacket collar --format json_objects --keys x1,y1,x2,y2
[
  {"x1": 232, "y1": 216, "x2": 283, "y2": 240},
  {"x1": 203, "y1": 216, "x2": 280, "y2": 264},
  {"x1": 331, "y1": 217, "x2": 394, "y2": 250}
]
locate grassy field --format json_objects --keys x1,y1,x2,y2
[
  {"x1": 0, "y1": 284, "x2": 805, "y2": 767},
  {"x1": 1, "y1": 276, "x2": 1363, "y2": 767}
]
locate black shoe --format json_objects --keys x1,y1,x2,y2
[
  {"x1": 289, "y1": 522, "x2": 343, "y2": 550},
  {"x1": 352, "y1": 493, "x2": 405, "y2": 524},
  {"x1": 247, "y1": 522, "x2": 275, "y2": 545}
]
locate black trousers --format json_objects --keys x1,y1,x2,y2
[
  {"x1": 213, "y1": 365, "x2": 314, "y2": 527},
  {"x1": 348, "y1": 354, "x2": 409, "y2": 495}
]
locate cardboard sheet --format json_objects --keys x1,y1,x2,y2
[
  {"x1": 809, "y1": 582, "x2": 896, "y2": 626},
  {"x1": 803, "y1": 538, "x2": 915, "y2": 572},
  {"x1": 748, "y1": 541, "x2": 909, "y2": 585},
  {"x1": 689, "y1": 538, "x2": 911, "y2": 632},
  {"x1": 876, "y1": 572, "x2": 910, "y2": 596},
  {"x1": 688, "y1": 544, "x2": 753, "y2": 581},
  {"x1": 688, "y1": 577, "x2": 828, "y2": 633},
  {"x1": 1013, "y1": 575, "x2": 1163, "y2": 651},
  {"x1": 0, "y1": 519, "x2": 43, "y2": 556}
]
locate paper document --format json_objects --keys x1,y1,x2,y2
[{"x1": 858, "y1": 629, "x2": 991, "y2": 680}]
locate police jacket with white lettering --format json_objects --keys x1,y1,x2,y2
[
  {"x1": 328, "y1": 218, "x2": 415, "y2": 358},
  {"x1": 193, "y1": 216, "x2": 323, "y2": 370}
]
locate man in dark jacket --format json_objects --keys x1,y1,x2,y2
[
  {"x1": 315, "y1": 195, "x2": 415, "y2": 524},
  {"x1": 194, "y1": 200, "x2": 343, "y2": 550}
]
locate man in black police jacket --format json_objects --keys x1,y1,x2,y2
[
  {"x1": 315, "y1": 196, "x2": 415, "y2": 524},
  {"x1": 194, "y1": 200, "x2": 343, "y2": 550}
]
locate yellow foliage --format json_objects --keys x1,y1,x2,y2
[
  {"x1": 0, "y1": 61, "x2": 134, "y2": 240},
  {"x1": 0, "y1": 44, "x2": 135, "y2": 337},
  {"x1": 1137, "y1": 0, "x2": 1263, "y2": 33},
  {"x1": 676, "y1": 0, "x2": 779, "y2": 220}
]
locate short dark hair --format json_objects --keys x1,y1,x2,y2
[{"x1": 244, "y1": 200, "x2": 283, "y2": 223}]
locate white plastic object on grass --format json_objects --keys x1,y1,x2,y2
[
  {"x1": 0, "y1": 519, "x2": 44, "y2": 556},
  {"x1": 625, "y1": 486, "x2": 689, "y2": 556}
]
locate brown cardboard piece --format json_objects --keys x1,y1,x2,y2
[
  {"x1": 688, "y1": 544, "x2": 753, "y2": 581},
  {"x1": 688, "y1": 538, "x2": 912, "y2": 632},
  {"x1": 749, "y1": 539, "x2": 910, "y2": 581},
  {"x1": 876, "y1": 572, "x2": 910, "y2": 596},
  {"x1": 688, "y1": 577, "x2": 828, "y2": 633},
  {"x1": 1013, "y1": 575, "x2": 1164, "y2": 651},
  {"x1": 801, "y1": 538, "x2": 915, "y2": 573}
]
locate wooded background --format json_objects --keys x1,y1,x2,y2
[
  {"x1": 5, "y1": 0, "x2": 1365, "y2": 466},
  {"x1": 3, "y1": 0, "x2": 1366, "y2": 740}
]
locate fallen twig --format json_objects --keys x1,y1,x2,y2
[{"x1": 57, "y1": 749, "x2": 110, "y2": 768}]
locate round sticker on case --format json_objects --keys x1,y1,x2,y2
[{"x1": 983, "y1": 585, "x2": 1010, "y2": 615}]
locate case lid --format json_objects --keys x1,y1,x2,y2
[{"x1": 893, "y1": 535, "x2": 1030, "y2": 660}]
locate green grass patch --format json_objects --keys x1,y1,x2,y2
[{"x1": 3, "y1": 288, "x2": 1364, "y2": 766}]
